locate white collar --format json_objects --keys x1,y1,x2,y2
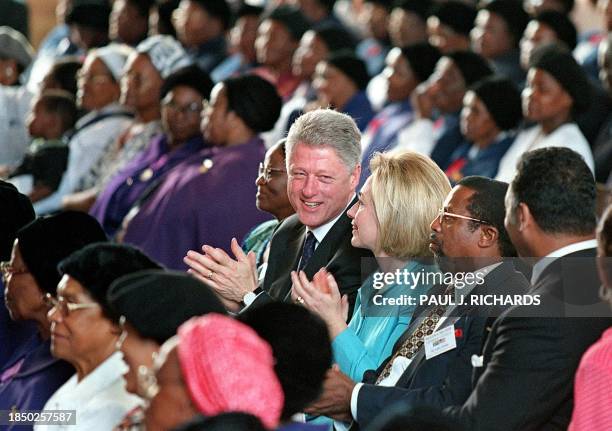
[
  {"x1": 307, "y1": 194, "x2": 355, "y2": 245},
  {"x1": 53, "y1": 351, "x2": 128, "y2": 405},
  {"x1": 530, "y1": 239, "x2": 598, "y2": 285}
]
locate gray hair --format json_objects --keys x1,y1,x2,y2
[{"x1": 285, "y1": 109, "x2": 361, "y2": 171}]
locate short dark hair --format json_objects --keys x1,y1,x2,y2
[
  {"x1": 160, "y1": 65, "x2": 214, "y2": 100},
  {"x1": 38, "y1": 90, "x2": 78, "y2": 133},
  {"x1": 510, "y1": 147, "x2": 596, "y2": 236},
  {"x1": 46, "y1": 57, "x2": 82, "y2": 96},
  {"x1": 239, "y1": 303, "x2": 332, "y2": 420},
  {"x1": 58, "y1": 243, "x2": 162, "y2": 319},
  {"x1": 458, "y1": 176, "x2": 517, "y2": 257},
  {"x1": 223, "y1": 74, "x2": 282, "y2": 133},
  {"x1": 128, "y1": 0, "x2": 155, "y2": 17}
]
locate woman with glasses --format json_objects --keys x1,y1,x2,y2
[
  {"x1": 36, "y1": 243, "x2": 160, "y2": 431},
  {"x1": 33, "y1": 44, "x2": 134, "y2": 216},
  {"x1": 291, "y1": 150, "x2": 451, "y2": 383},
  {"x1": 0, "y1": 212, "x2": 107, "y2": 428},
  {"x1": 104, "y1": 270, "x2": 226, "y2": 430},
  {"x1": 119, "y1": 74, "x2": 282, "y2": 271},
  {"x1": 90, "y1": 65, "x2": 213, "y2": 238},
  {"x1": 61, "y1": 35, "x2": 192, "y2": 213}
]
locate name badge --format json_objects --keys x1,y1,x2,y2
[{"x1": 424, "y1": 324, "x2": 457, "y2": 360}]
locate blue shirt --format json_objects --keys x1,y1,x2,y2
[
  {"x1": 332, "y1": 259, "x2": 439, "y2": 382},
  {"x1": 342, "y1": 91, "x2": 376, "y2": 132}
]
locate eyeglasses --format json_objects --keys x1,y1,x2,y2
[
  {"x1": 44, "y1": 293, "x2": 99, "y2": 316},
  {"x1": 258, "y1": 162, "x2": 286, "y2": 182},
  {"x1": 0, "y1": 261, "x2": 30, "y2": 283},
  {"x1": 436, "y1": 208, "x2": 491, "y2": 225},
  {"x1": 162, "y1": 100, "x2": 201, "y2": 116}
]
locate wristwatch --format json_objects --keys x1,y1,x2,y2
[{"x1": 242, "y1": 287, "x2": 262, "y2": 307}]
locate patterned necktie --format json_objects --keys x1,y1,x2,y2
[
  {"x1": 376, "y1": 283, "x2": 456, "y2": 384},
  {"x1": 298, "y1": 231, "x2": 317, "y2": 271}
]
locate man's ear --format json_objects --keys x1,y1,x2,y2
[
  {"x1": 479, "y1": 225, "x2": 499, "y2": 249},
  {"x1": 350, "y1": 163, "x2": 361, "y2": 189},
  {"x1": 516, "y1": 202, "x2": 533, "y2": 231}
]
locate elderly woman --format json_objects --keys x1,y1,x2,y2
[
  {"x1": 0, "y1": 182, "x2": 36, "y2": 369},
  {"x1": 144, "y1": 314, "x2": 284, "y2": 431},
  {"x1": 120, "y1": 74, "x2": 282, "y2": 270},
  {"x1": 90, "y1": 65, "x2": 213, "y2": 237},
  {"x1": 292, "y1": 150, "x2": 451, "y2": 381},
  {"x1": 34, "y1": 44, "x2": 134, "y2": 215},
  {"x1": 105, "y1": 270, "x2": 226, "y2": 430},
  {"x1": 1, "y1": 211, "x2": 107, "y2": 423},
  {"x1": 569, "y1": 204, "x2": 612, "y2": 430},
  {"x1": 62, "y1": 35, "x2": 192, "y2": 212},
  {"x1": 37, "y1": 243, "x2": 161, "y2": 431}
]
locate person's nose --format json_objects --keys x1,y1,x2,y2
[
  {"x1": 301, "y1": 175, "x2": 318, "y2": 198},
  {"x1": 47, "y1": 305, "x2": 62, "y2": 324},
  {"x1": 430, "y1": 213, "x2": 442, "y2": 232},
  {"x1": 347, "y1": 201, "x2": 358, "y2": 219}
]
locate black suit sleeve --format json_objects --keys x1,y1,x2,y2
[
  {"x1": 444, "y1": 312, "x2": 577, "y2": 431},
  {"x1": 356, "y1": 317, "x2": 485, "y2": 428}
]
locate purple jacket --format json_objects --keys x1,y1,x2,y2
[
  {"x1": 90, "y1": 134, "x2": 207, "y2": 237},
  {"x1": 0, "y1": 334, "x2": 74, "y2": 430},
  {"x1": 123, "y1": 137, "x2": 272, "y2": 270}
]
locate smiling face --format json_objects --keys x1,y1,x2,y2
[
  {"x1": 522, "y1": 68, "x2": 572, "y2": 124},
  {"x1": 287, "y1": 142, "x2": 359, "y2": 229},
  {"x1": 346, "y1": 177, "x2": 379, "y2": 252},
  {"x1": 47, "y1": 274, "x2": 116, "y2": 366},
  {"x1": 256, "y1": 144, "x2": 294, "y2": 220},
  {"x1": 3, "y1": 241, "x2": 45, "y2": 322}
]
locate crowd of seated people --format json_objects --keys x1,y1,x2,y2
[{"x1": 1, "y1": 0, "x2": 612, "y2": 430}]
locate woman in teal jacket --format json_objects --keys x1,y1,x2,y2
[{"x1": 292, "y1": 150, "x2": 450, "y2": 381}]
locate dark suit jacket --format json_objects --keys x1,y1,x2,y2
[
  {"x1": 355, "y1": 261, "x2": 529, "y2": 428},
  {"x1": 246, "y1": 205, "x2": 374, "y2": 311},
  {"x1": 446, "y1": 248, "x2": 612, "y2": 431}
]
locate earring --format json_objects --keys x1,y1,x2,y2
[{"x1": 115, "y1": 315, "x2": 127, "y2": 350}]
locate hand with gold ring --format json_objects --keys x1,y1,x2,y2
[{"x1": 184, "y1": 238, "x2": 258, "y2": 304}]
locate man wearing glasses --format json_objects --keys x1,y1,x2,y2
[{"x1": 306, "y1": 175, "x2": 529, "y2": 429}]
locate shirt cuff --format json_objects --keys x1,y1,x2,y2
[{"x1": 351, "y1": 382, "x2": 363, "y2": 421}]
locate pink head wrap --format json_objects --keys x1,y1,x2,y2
[{"x1": 177, "y1": 314, "x2": 284, "y2": 429}]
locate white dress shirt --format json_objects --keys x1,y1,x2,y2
[
  {"x1": 495, "y1": 123, "x2": 594, "y2": 182},
  {"x1": 35, "y1": 352, "x2": 142, "y2": 431}
]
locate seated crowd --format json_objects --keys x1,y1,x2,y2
[{"x1": 1, "y1": 0, "x2": 612, "y2": 430}]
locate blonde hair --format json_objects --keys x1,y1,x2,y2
[{"x1": 368, "y1": 150, "x2": 451, "y2": 259}]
